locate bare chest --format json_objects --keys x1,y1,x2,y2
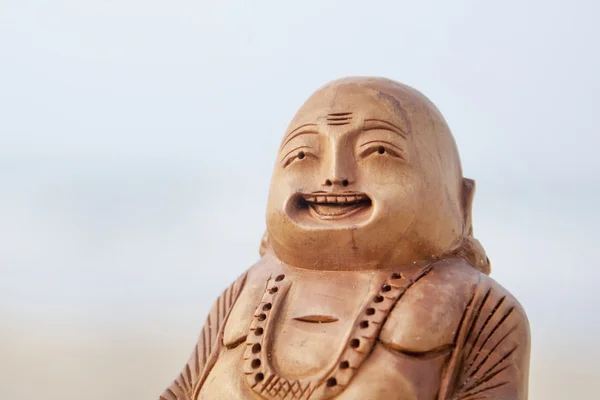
[{"x1": 221, "y1": 262, "x2": 446, "y2": 399}]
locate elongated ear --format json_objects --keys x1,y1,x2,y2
[
  {"x1": 462, "y1": 178, "x2": 476, "y2": 236},
  {"x1": 459, "y1": 177, "x2": 491, "y2": 274},
  {"x1": 259, "y1": 230, "x2": 269, "y2": 257}
]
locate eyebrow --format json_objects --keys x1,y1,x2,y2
[
  {"x1": 280, "y1": 123, "x2": 319, "y2": 149},
  {"x1": 363, "y1": 119, "x2": 408, "y2": 138}
]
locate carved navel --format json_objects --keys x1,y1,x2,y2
[{"x1": 293, "y1": 315, "x2": 339, "y2": 324}]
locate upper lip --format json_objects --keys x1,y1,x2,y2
[{"x1": 301, "y1": 191, "x2": 369, "y2": 204}]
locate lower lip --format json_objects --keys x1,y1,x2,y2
[{"x1": 307, "y1": 202, "x2": 371, "y2": 220}]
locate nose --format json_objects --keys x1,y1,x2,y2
[
  {"x1": 322, "y1": 145, "x2": 355, "y2": 188},
  {"x1": 323, "y1": 177, "x2": 349, "y2": 187}
]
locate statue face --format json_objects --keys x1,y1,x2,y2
[{"x1": 266, "y1": 78, "x2": 467, "y2": 270}]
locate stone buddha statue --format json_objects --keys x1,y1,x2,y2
[{"x1": 161, "y1": 77, "x2": 530, "y2": 400}]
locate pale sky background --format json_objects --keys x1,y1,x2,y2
[{"x1": 0, "y1": 1, "x2": 599, "y2": 399}]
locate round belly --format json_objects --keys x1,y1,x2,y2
[
  {"x1": 336, "y1": 343, "x2": 447, "y2": 400},
  {"x1": 270, "y1": 318, "x2": 352, "y2": 379}
]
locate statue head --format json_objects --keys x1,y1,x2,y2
[{"x1": 265, "y1": 77, "x2": 488, "y2": 272}]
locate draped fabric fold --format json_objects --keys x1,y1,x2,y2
[{"x1": 160, "y1": 272, "x2": 248, "y2": 400}]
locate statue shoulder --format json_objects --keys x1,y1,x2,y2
[
  {"x1": 379, "y1": 259, "x2": 484, "y2": 353},
  {"x1": 160, "y1": 257, "x2": 279, "y2": 400},
  {"x1": 443, "y1": 267, "x2": 531, "y2": 399}
]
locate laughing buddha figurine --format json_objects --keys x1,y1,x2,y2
[{"x1": 161, "y1": 77, "x2": 530, "y2": 400}]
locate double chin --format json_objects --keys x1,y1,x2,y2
[
  {"x1": 266, "y1": 206, "x2": 392, "y2": 271},
  {"x1": 268, "y1": 230, "x2": 380, "y2": 271},
  {"x1": 265, "y1": 202, "x2": 451, "y2": 270}
]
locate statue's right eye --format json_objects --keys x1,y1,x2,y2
[{"x1": 282, "y1": 147, "x2": 315, "y2": 168}]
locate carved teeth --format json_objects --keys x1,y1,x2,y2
[{"x1": 304, "y1": 193, "x2": 368, "y2": 205}]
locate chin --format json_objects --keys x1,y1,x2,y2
[
  {"x1": 266, "y1": 191, "x2": 423, "y2": 270},
  {"x1": 266, "y1": 212, "x2": 400, "y2": 272}
]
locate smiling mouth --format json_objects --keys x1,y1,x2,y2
[{"x1": 299, "y1": 192, "x2": 372, "y2": 220}]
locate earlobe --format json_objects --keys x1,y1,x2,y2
[{"x1": 462, "y1": 178, "x2": 475, "y2": 236}]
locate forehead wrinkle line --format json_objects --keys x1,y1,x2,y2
[
  {"x1": 283, "y1": 123, "x2": 318, "y2": 141},
  {"x1": 363, "y1": 118, "x2": 408, "y2": 138},
  {"x1": 280, "y1": 123, "x2": 319, "y2": 149}
]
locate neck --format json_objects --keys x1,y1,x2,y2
[
  {"x1": 264, "y1": 235, "x2": 488, "y2": 273},
  {"x1": 263, "y1": 247, "x2": 434, "y2": 272}
]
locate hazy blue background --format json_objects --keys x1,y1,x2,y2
[{"x1": 1, "y1": 1, "x2": 598, "y2": 398}]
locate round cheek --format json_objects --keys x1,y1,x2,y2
[
  {"x1": 376, "y1": 178, "x2": 418, "y2": 211},
  {"x1": 358, "y1": 158, "x2": 410, "y2": 186},
  {"x1": 267, "y1": 163, "x2": 318, "y2": 222},
  {"x1": 282, "y1": 160, "x2": 321, "y2": 189},
  {"x1": 267, "y1": 168, "x2": 294, "y2": 208},
  {"x1": 359, "y1": 162, "x2": 420, "y2": 226}
]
